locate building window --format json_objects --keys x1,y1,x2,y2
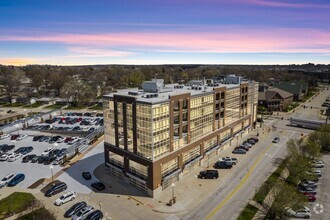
[
  {"x1": 108, "y1": 151, "x2": 124, "y2": 169},
  {"x1": 129, "y1": 160, "x2": 148, "y2": 180},
  {"x1": 161, "y1": 157, "x2": 179, "y2": 177},
  {"x1": 183, "y1": 146, "x2": 200, "y2": 164}
]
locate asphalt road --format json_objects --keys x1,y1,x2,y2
[{"x1": 183, "y1": 88, "x2": 329, "y2": 220}]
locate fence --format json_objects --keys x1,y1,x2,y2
[
  {"x1": 63, "y1": 127, "x2": 104, "y2": 163},
  {"x1": 0, "y1": 108, "x2": 65, "y2": 134}
]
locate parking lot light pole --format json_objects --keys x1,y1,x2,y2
[
  {"x1": 54, "y1": 143, "x2": 58, "y2": 150},
  {"x1": 99, "y1": 202, "x2": 102, "y2": 212},
  {"x1": 50, "y1": 165, "x2": 54, "y2": 183}
]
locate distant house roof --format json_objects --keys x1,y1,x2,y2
[
  {"x1": 259, "y1": 82, "x2": 269, "y2": 87},
  {"x1": 272, "y1": 81, "x2": 308, "y2": 95},
  {"x1": 36, "y1": 97, "x2": 54, "y2": 102},
  {"x1": 259, "y1": 87, "x2": 293, "y2": 101}
]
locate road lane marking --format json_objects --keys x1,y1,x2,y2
[
  {"x1": 205, "y1": 143, "x2": 273, "y2": 220},
  {"x1": 205, "y1": 130, "x2": 296, "y2": 220}
]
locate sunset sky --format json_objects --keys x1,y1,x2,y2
[{"x1": 0, "y1": 0, "x2": 329, "y2": 65}]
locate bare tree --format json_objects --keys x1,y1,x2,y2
[{"x1": 0, "y1": 68, "x2": 22, "y2": 103}]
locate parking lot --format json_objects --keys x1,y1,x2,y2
[
  {"x1": 0, "y1": 112, "x2": 104, "y2": 189},
  {"x1": 0, "y1": 135, "x2": 66, "y2": 188}
]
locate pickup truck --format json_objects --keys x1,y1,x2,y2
[{"x1": 219, "y1": 157, "x2": 238, "y2": 165}]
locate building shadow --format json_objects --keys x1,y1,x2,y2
[{"x1": 62, "y1": 152, "x2": 148, "y2": 197}]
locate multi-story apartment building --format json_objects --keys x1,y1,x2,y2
[{"x1": 103, "y1": 78, "x2": 258, "y2": 197}]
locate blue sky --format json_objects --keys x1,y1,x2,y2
[{"x1": 0, "y1": 0, "x2": 329, "y2": 65}]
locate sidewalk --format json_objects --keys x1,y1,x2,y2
[{"x1": 91, "y1": 126, "x2": 274, "y2": 218}]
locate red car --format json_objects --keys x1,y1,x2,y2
[
  {"x1": 10, "y1": 134, "x2": 19, "y2": 140},
  {"x1": 64, "y1": 137, "x2": 73, "y2": 143},
  {"x1": 304, "y1": 192, "x2": 316, "y2": 202}
]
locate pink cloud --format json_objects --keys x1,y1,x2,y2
[
  {"x1": 245, "y1": 0, "x2": 330, "y2": 8},
  {"x1": 67, "y1": 47, "x2": 134, "y2": 57},
  {"x1": 0, "y1": 28, "x2": 329, "y2": 53}
]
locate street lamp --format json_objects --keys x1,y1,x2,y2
[
  {"x1": 171, "y1": 183, "x2": 176, "y2": 204},
  {"x1": 50, "y1": 165, "x2": 54, "y2": 184},
  {"x1": 99, "y1": 202, "x2": 102, "y2": 212}
]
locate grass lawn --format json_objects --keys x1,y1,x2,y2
[
  {"x1": 237, "y1": 204, "x2": 259, "y2": 220},
  {"x1": 0, "y1": 192, "x2": 36, "y2": 220},
  {"x1": 23, "y1": 102, "x2": 44, "y2": 108},
  {"x1": 253, "y1": 163, "x2": 285, "y2": 204},
  {"x1": 65, "y1": 105, "x2": 87, "y2": 110},
  {"x1": 89, "y1": 104, "x2": 103, "y2": 110},
  {"x1": 1, "y1": 103, "x2": 25, "y2": 107},
  {"x1": 43, "y1": 104, "x2": 66, "y2": 109},
  {"x1": 16, "y1": 208, "x2": 56, "y2": 220}
]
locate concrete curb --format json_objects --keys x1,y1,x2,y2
[{"x1": 152, "y1": 207, "x2": 187, "y2": 214}]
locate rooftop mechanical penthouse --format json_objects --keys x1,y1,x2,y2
[{"x1": 103, "y1": 77, "x2": 258, "y2": 197}]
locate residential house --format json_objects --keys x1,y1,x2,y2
[
  {"x1": 258, "y1": 87, "x2": 294, "y2": 112},
  {"x1": 272, "y1": 81, "x2": 308, "y2": 101}
]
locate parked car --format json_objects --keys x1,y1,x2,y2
[
  {"x1": 91, "y1": 182, "x2": 105, "y2": 191},
  {"x1": 286, "y1": 206, "x2": 311, "y2": 219},
  {"x1": 241, "y1": 141, "x2": 252, "y2": 148},
  {"x1": 85, "y1": 210, "x2": 103, "y2": 220},
  {"x1": 64, "y1": 137, "x2": 73, "y2": 143},
  {"x1": 0, "y1": 153, "x2": 15, "y2": 161},
  {"x1": 214, "y1": 161, "x2": 232, "y2": 169},
  {"x1": 7, "y1": 173, "x2": 25, "y2": 186},
  {"x1": 219, "y1": 157, "x2": 237, "y2": 165},
  {"x1": 64, "y1": 201, "x2": 87, "y2": 218},
  {"x1": 57, "y1": 148, "x2": 67, "y2": 157},
  {"x1": 298, "y1": 186, "x2": 317, "y2": 195},
  {"x1": 272, "y1": 137, "x2": 280, "y2": 143},
  {"x1": 10, "y1": 134, "x2": 19, "y2": 140},
  {"x1": 7, "y1": 153, "x2": 22, "y2": 162},
  {"x1": 45, "y1": 182, "x2": 68, "y2": 197},
  {"x1": 304, "y1": 192, "x2": 316, "y2": 202},
  {"x1": 247, "y1": 139, "x2": 256, "y2": 145},
  {"x1": 198, "y1": 170, "x2": 219, "y2": 179},
  {"x1": 38, "y1": 156, "x2": 48, "y2": 163},
  {"x1": 22, "y1": 154, "x2": 36, "y2": 163},
  {"x1": 72, "y1": 206, "x2": 95, "y2": 220},
  {"x1": 308, "y1": 169, "x2": 322, "y2": 177},
  {"x1": 82, "y1": 172, "x2": 92, "y2": 180},
  {"x1": 57, "y1": 137, "x2": 65, "y2": 143},
  {"x1": 0, "y1": 173, "x2": 15, "y2": 188},
  {"x1": 237, "y1": 145, "x2": 249, "y2": 151},
  {"x1": 31, "y1": 155, "x2": 39, "y2": 163},
  {"x1": 0, "y1": 134, "x2": 10, "y2": 140},
  {"x1": 16, "y1": 134, "x2": 28, "y2": 141},
  {"x1": 54, "y1": 191, "x2": 76, "y2": 206},
  {"x1": 311, "y1": 160, "x2": 324, "y2": 168},
  {"x1": 247, "y1": 137, "x2": 259, "y2": 143},
  {"x1": 41, "y1": 148, "x2": 53, "y2": 157},
  {"x1": 43, "y1": 156, "x2": 57, "y2": 165},
  {"x1": 232, "y1": 148, "x2": 247, "y2": 154},
  {"x1": 299, "y1": 180, "x2": 318, "y2": 188},
  {"x1": 23, "y1": 146, "x2": 33, "y2": 155}
]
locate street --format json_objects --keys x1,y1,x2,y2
[{"x1": 183, "y1": 87, "x2": 329, "y2": 220}]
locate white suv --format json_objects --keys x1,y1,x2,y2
[
  {"x1": 0, "y1": 173, "x2": 15, "y2": 188},
  {"x1": 72, "y1": 206, "x2": 95, "y2": 220},
  {"x1": 54, "y1": 191, "x2": 76, "y2": 206}
]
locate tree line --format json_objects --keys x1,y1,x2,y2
[{"x1": 0, "y1": 64, "x2": 323, "y2": 106}]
